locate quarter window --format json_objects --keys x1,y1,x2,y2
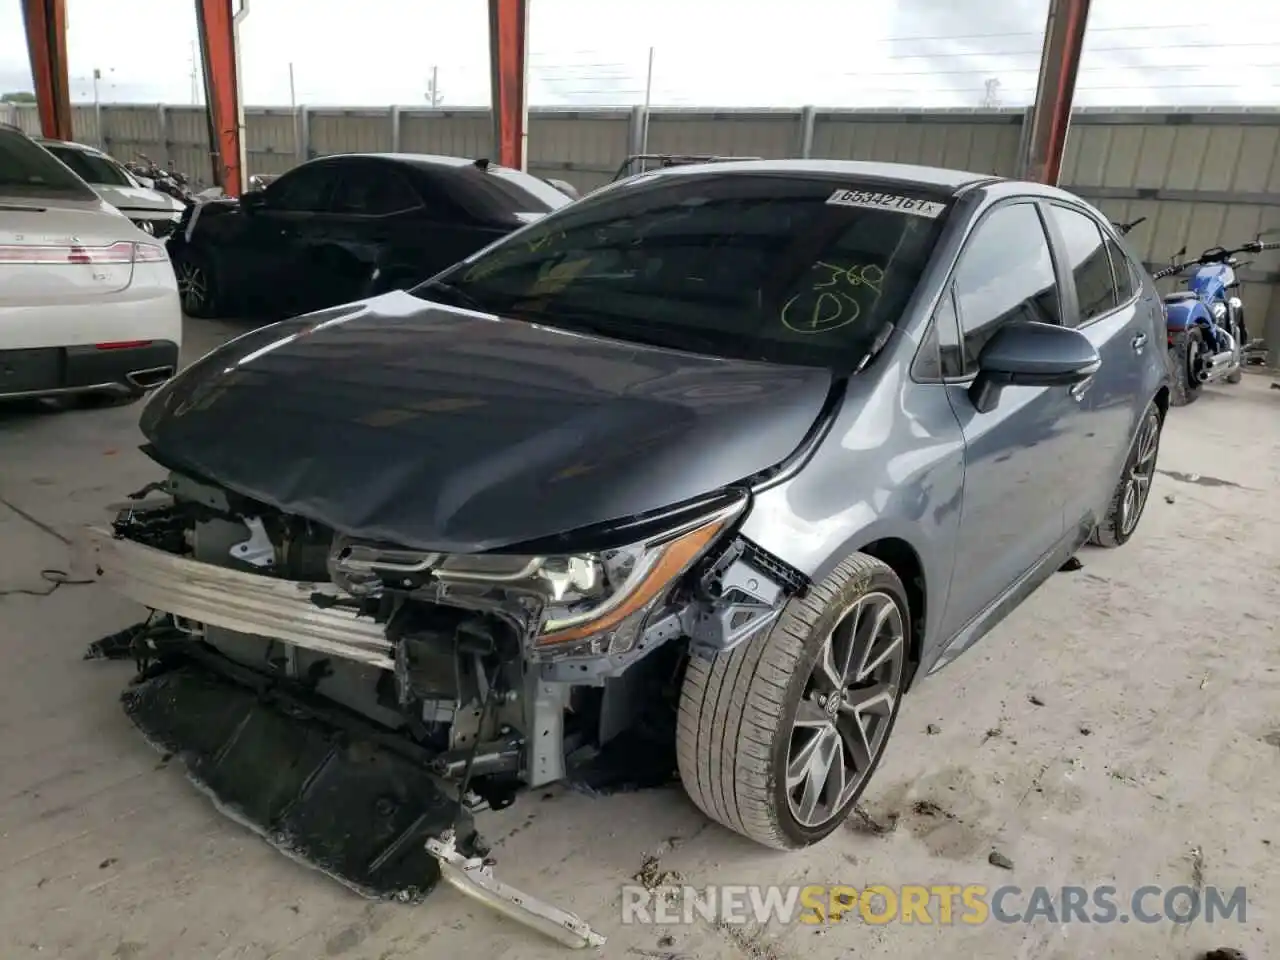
[
  {"x1": 952, "y1": 203, "x2": 1060, "y2": 376},
  {"x1": 1048, "y1": 205, "x2": 1116, "y2": 326}
]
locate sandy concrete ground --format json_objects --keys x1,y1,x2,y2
[{"x1": 1, "y1": 319, "x2": 1276, "y2": 960}]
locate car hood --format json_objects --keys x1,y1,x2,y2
[
  {"x1": 139, "y1": 292, "x2": 834, "y2": 552},
  {"x1": 94, "y1": 183, "x2": 184, "y2": 214}
]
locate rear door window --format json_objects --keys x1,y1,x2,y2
[
  {"x1": 1104, "y1": 234, "x2": 1138, "y2": 303},
  {"x1": 1048, "y1": 204, "x2": 1118, "y2": 326},
  {"x1": 329, "y1": 163, "x2": 422, "y2": 215}
]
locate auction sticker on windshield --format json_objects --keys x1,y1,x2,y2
[{"x1": 826, "y1": 189, "x2": 946, "y2": 219}]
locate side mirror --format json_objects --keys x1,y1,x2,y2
[
  {"x1": 968, "y1": 321, "x2": 1100, "y2": 414},
  {"x1": 239, "y1": 188, "x2": 267, "y2": 211}
]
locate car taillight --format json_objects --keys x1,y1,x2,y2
[{"x1": 0, "y1": 240, "x2": 167, "y2": 264}]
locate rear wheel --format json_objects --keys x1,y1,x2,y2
[
  {"x1": 677, "y1": 554, "x2": 909, "y2": 850},
  {"x1": 1090, "y1": 399, "x2": 1163, "y2": 548},
  {"x1": 1168, "y1": 327, "x2": 1204, "y2": 407},
  {"x1": 173, "y1": 249, "x2": 220, "y2": 318}
]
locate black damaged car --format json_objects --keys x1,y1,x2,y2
[{"x1": 167, "y1": 152, "x2": 572, "y2": 320}]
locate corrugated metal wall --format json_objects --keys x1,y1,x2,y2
[{"x1": 3, "y1": 100, "x2": 1276, "y2": 350}]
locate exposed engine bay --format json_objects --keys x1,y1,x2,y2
[{"x1": 81, "y1": 469, "x2": 805, "y2": 945}]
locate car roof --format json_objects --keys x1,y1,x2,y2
[
  {"x1": 631, "y1": 158, "x2": 1008, "y2": 196},
  {"x1": 310, "y1": 152, "x2": 513, "y2": 172}
]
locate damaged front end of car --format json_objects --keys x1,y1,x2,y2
[{"x1": 80, "y1": 468, "x2": 803, "y2": 946}]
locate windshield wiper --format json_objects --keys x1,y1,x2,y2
[
  {"x1": 539, "y1": 308, "x2": 743, "y2": 358},
  {"x1": 413, "y1": 278, "x2": 491, "y2": 314}
]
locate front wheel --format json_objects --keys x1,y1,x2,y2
[
  {"x1": 1168, "y1": 327, "x2": 1204, "y2": 407},
  {"x1": 1090, "y1": 399, "x2": 1164, "y2": 548},
  {"x1": 677, "y1": 554, "x2": 910, "y2": 850}
]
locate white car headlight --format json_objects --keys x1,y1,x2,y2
[{"x1": 429, "y1": 507, "x2": 736, "y2": 658}]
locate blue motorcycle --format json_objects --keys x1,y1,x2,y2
[{"x1": 1151, "y1": 237, "x2": 1278, "y2": 406}]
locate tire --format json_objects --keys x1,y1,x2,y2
[
  {"x1": 1090, "y1": 398, "x2": 1163, "y2": 548},
  {"x1": 1168, "y1": 327, "x2": 1204, "y2": 407},
  {"x1": 172, "y1": 248, "x2": 220, "y2": 319},
  {"x1": 677, "y1": 553, "x2": 910, "y2": 850}
]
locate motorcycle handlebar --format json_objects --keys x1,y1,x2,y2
[{"x1": 1155, "y1": 238, "x2": 1279, "y2": 279}]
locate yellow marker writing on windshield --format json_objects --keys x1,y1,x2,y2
[{"x1": 781, "y1": 262, "x2": 885, "y2": 334}]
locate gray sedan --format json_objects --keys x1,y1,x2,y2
[{"x1": 90, "y1": 158, "x2": 1170, "y2": 883}]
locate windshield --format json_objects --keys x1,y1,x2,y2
[
  {"x1": 45, "y1": 145, "x2": 134, "y2": 187},
  {"x1": 414, "y1": 172, "x2": 947, "y2": 368},
  {"x1": 0, "y1": 129, "x2": 97, "y2": 199}
]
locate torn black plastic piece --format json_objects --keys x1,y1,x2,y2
[
  {"x1": 122, "y1": 654, "x2": 478, "y2": 901},
  {"x1": 84, "y1": 622, "x2": 149, "y2": 661}
]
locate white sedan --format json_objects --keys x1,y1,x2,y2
[
  {"x1": 1, "y1": 122, "x2": 182, "y2": 406},
  {"x1": 36, "y1": 137, "x2": 187, "y2": 238}
]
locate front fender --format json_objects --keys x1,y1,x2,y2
[{"x1": 738, "y1": 357, "x2": 965, "y2": 663}]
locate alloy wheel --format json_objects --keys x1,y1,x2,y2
[
  {"x1": 786, "y1": 591, "x2": 906, "y2": 829},
  {"x1": 176, "y1": 261, "x2": 207, "y2": 313},
  {"x1": 1119, "y1": 409, "x2": 1161, "y2": 536}
]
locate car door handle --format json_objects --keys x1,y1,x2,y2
[
  {"x1": 1070, "y1": 376, "x2": 1094, "y2": 401},
  {"x1": 1132, "y1": 332, "x2": 1147, "y2": 352}
]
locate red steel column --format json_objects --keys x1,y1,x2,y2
[
  {"x1": 488, "y1": 0, "x2": 529, "y2": 170},
  {"x1": 1022, "y1": 0, "x2": 1091, "y2": 185},
  {"x1": 20, "y1": 0, "x2": 72, "y2": 140},
  {"x1": 195, "y1": 0, "x2": 243, "y2": 196}
]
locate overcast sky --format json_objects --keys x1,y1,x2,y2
[{"x1": 1, "y1": 0, "x2": 1277, "y2": 109}]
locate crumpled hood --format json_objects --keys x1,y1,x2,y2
[
  {"x1": 139, "y1": 292, "x2": 833, "y2": 552},
  {"x1": 95, "y1": 183, "x2": 184, "y2": 214}
]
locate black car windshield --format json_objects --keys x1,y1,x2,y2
[
  {"x1": 0, "y1": 129, "x2": 97, "y2": 199},
  {"x1": 46, "y1": 145, "x2": 133, "y2": 187},
  {"x1": 413, "y1": 171, "x2": 947, "y2": 368}
]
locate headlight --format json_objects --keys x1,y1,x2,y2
[
  {"x1": 1211, "y1": 301, "x2": 1227, "y2": 320},
  {"x1": 331, "y1": 504, "x2": 739, "y2": 660},
  {"x1": 432, "y1": 506, "x2": 736, "y2": 658}
]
